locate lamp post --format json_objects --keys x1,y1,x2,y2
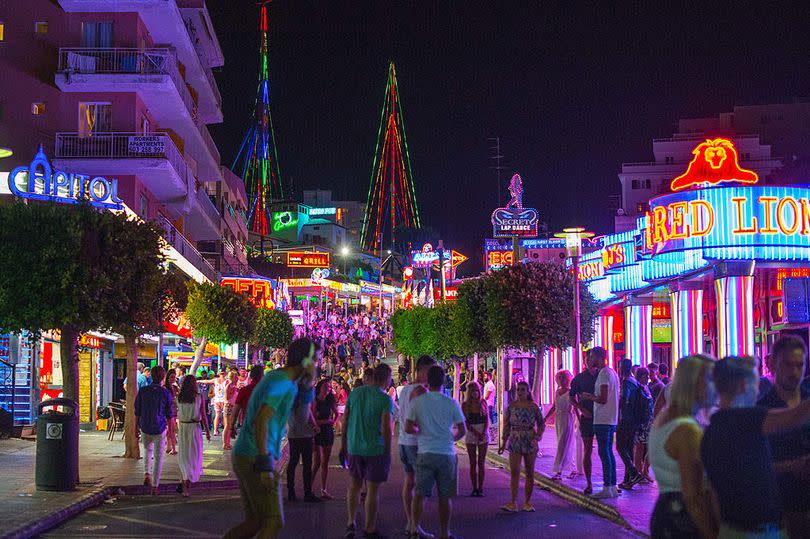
[
  {"x1": 379, "y1": 249, "x2": 391, "y2": 318},
  {"x1": 554, "y1": 227, "x2": 594, "y2": 373},
  {"x1": 341, "y1": 246, "x2": 350, "y2": 275}
]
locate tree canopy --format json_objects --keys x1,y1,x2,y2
[{"x1": 253, "y1": 307, "x2": 294, "y2": 350}]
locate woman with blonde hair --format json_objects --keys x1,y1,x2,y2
[
  {"x1": 648, "y1": 355, "x2": 717, "y2": 538},
  {"x1": 462, "y1": 381, "x2": 490, "y2": 496}
]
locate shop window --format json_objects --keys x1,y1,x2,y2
[
  {"x1": 78, "y1": 102, "x2": 111, "y2": 136},
  {"x1": 80, "y1": 21, "x2": 113, "y2": 48},
  {"x1": 34, "y1": 22, "x2": 48, "y2": 34},
  {"x1": 31, "y1": 102, "x2": 46, "y2": 115}
]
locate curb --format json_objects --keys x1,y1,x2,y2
[
  {"x1": 460, "y1": 443, "x2": 648, "y2": 537},
  {"x1": 2, "y1": 441, "x2": 291, "y2": 539}
]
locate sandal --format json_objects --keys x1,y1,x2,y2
[
  {"x1": 550, "y1": 473, "x2": 562, "y2": 481},
  {"x1": 500, "y1": 502, "x2": 518, "y2": 512},
  {"x1": 320, "y1": 489, "x2": 334, "y2": 500},
  {"x1": 521, "y1": 503, "x2": 535, "y2": 512}
]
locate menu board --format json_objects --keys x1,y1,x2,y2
[{"x1": 78, "y1": 350, "x2": 93, "y2": 423}]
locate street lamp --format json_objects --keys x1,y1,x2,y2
[
  {"x1": 340, "y1": 246, "x2": 350, "y2": 274},
  {"x1": 554, "y1": 226, "x2": 595, "y2": 373},
  {"x1": 0, "y1": 147, "x2": 12, "y2": 159}
]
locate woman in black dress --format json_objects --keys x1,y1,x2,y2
[{"x1": 311, "y1": 378, "x2": 338, "y2": 499}]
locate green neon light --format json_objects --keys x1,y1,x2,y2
[{"x1": 272, "y1": 211, "x2": 298, "y2": 232}]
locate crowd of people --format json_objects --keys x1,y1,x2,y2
[{"x1": 133, "y1": 319, "x2": 810, "y2": 539}]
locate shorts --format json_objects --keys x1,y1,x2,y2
[
  {"x1": 579, "y1": 417, "x2": 594, "y2": 438},
  {"x1": 399, "y1": 444, "x2": 419, "y2": 474},
  {"x1": 415, "y1": 453, "x2": 458, "y2": 498},
  {"x1": 314, "y1": 426, "x2": 335, "y2": 447},
  {"x1": 214, "y1": 401, "x2": 225, "y2": 412},
  {"x1": 348, "y1": 454, "x2": 391, "y2": 483},
  {"x1": 232, "y1": 454, "x2": 283, "y2": 524},
  {"x1": 337, "y1": 405, "x2": 346, "y2": 415}
]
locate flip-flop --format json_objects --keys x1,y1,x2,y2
[
  {"x1": 500, "y1": 503, "x2": 518, "y2": 513},
  {"x1": 521, "y1": 504, "x2": 535, "y2": 512}
]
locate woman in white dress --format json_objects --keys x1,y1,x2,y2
[
  {"x1": 550, "y1": 370, "x2": 577, "y2": 480},
  {"x1": 176, "y1": 374, "x2": 211, "y2": 496}
]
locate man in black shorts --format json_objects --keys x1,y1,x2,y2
[{"x1": 569, "y1": 347, "x2": 602, "y2": 495}]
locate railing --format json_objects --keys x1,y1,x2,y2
[
  {"x1": 54, "y1": 132, "x2": 195, "y2": 189},
  {"x1": 652, "y1": 133, "x2": 761, "y2": 143},
  {"x1": 0, "y1": 358, "x2": 16, "y2": 426},
  {"x1": 196, "y1": 188, "x2": 221, "y2": 228},
  {"x1": 157, "y1": 215, "x2": 218, "y2": 283},
  {"x1": 57, "y1": 47, "x2": 198, "y2": 123}
]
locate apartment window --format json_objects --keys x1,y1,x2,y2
[
  {"x1": 31, "y1": 102, "x2": 46, "y2": 115},
  {"x1": 636, "y1": 203, "x2": 647, "y2": 213},
  {"x1": 81, "y1": 21, "x2": 113, "y2": 48},
  {"x1": 139, "y1": 194, "x2": 149, "y2": 218},
  {"x1": 644, "y1": 179, "x2": 651, "y2": 189},
  {"x1": 665, "y1": 156, "x2": 674, "y2": 164},
  {"x1": 34, "y1": 22, "x2": 48, "y2": 34},
  {"x1": 631, "y1": 179, "x2": 640, "y2": 190},
  {"x1": 78, "y1": 102, "x2": 111, "y2": 136},
  {"x1": 0, "y1": 23, "x2": 5, "y2": 42},
  {"x1": 141, "y1": 116, "x2": 150, "y2": 135}
]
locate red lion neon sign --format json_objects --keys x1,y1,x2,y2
[{"x1": 670, "y1": 138, "x2": 758, "y2": 191}]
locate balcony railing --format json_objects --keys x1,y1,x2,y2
[
  {"x1": 54, "y1": 131, "x2": 194, "y2": 188},
  {"x1": 158, "y1": 215, "x2": 218, "y2": 283},
  {"x1": 57, "y1": 47, "x2": 197, "y2": 122}
]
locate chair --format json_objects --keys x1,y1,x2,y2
[{"x1": 107, "y1": 402, "x2": 125, "y2": 441}]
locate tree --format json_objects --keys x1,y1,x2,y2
[
  {"x1": 253, "y1": 308, "x2": 294, "y2": 358},
  {"x1": 186, "y1": 282, "x2": 257, "y2": 374},
  {"x1": 0, "y1": 202, "x2": 115, "y2": 404},
  {"x1": 483, "y1": 262, "x2": 598, "y2": 395},
  {"x1": 101, "y1": 213, "x2": 189, "y2": 458},
  {"x1": 454, "y1": 278, "x2": 495, "y2": 356}
]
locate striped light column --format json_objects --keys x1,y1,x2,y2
[
  {"x1": 624, "y1": 299, "x2": 653, "y2": 366},
  {"x1": 590, "y1": 314, "x2": 615, "y2": 368},
  {"x1": 669, "y1": 282, "x2": 704, "y2": 369},
  {"x1": 714, "y1": 262, "x2": 756, "y2": 357}
]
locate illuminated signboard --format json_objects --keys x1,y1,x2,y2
[
  {"x1": 9, "y1": 146, "x2": 123, "y2": 209},
  {"x1": 311, "y1": 268, "x2": 330, "y2": 283},
  {"x1": 601, "y1": 242, "x2": 633, "y2": 270},
  {"x1": 645, "y1": 185, "x2": 810, "y2": 259},
  {"x1": 308, "y1": 207, "x2": 337, "y2": 216},
  {"x1": 433, "y1": 286, "x2": 458, "y2": 301},
  {"x1": 411, "y1": 243, "x2": 452, "y2": 268},
  {"x1": 272, "y1": 211, "x2": 298, "y2": 232},
  {"x1": 486, "y1": 250, "x2": 514, "y2": 271},
  {"x1": 220, "y1": 276, "x2": 276, "y2": 309},
  {"x1": 491, "y1": 174, "x2": 539, "y2": 238},
  {"x1": 671, "y1": 138, "x2": 758, "y2": 191},
  {"x1": 577, "y1": 260, "x2": 604, "y2": 281},
  {"x1": 287, "y1": 251, "x2": 331, "y2": 268},
  {"x1": 79, "y1": 334, "x2": 102, "y2": 349},
  {"x1": 450, "y1": 250, "x2": 468, "y2": 267}
]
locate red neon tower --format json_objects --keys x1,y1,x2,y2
[
  {"x1": 360, "y1": 62, "x2": 421, "y2": 254},
  {"x1": 232, "y1": 1, "x2": 284, "y2": 237}
]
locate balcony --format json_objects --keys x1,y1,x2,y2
[
  {"x1": 158, "y1": 215, "x2": 218, "y2": 283},
  {"x1": 54, "y1": 132, "x2": 192, "y2": 202},
  {"x1": 54, "y1": 132, "x2": 221, "y2": 239},
  {"x1": 56, "y1": 0, "x2": 223, "y2": 123},
  {"x1": 55, "y1": 48, "x2": 220, "y2": 180}
]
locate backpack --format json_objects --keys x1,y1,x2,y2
[{"x1": 626, "y1": 382, "x2": 652, "y2": 427}]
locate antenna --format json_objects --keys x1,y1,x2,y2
[{"x1": 488, "y1": 137, "x2": 504, "y2": 206}]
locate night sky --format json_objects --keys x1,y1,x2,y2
[{"x1": 207, "y1": 1, "x2": 810, "y2": 275}]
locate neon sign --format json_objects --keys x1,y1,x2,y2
[
  {"x1": 577, "y1": 260, "x2": 604, "y2": 280},
  {"x1": 9, "y1": 146, "x2": 123, "y2": 209},
  {"x1": 491, "y1": 173, "x2": 539, "y2": 238},
  {"x1": 670, "y1": 138, "x2": 758, "y2": 191},
  {"x1": 601, "y1": 243, "x2": 627, "y2": 269},
  {"x1": 272, "y1": 211, "x2": 298, "y2": 232},
  {"x1": 411, "y1": 243, "x2": 452, "y2": 268},
  {"x1": 220, "y1": 276, "x2": 276, "y2": 309},
  {"x1": 645, "y1": 186, "x2": 810, "y2": 257},
  {"x1": 486, "y1": 250, "x2": 514, "y2": 271},
  {"x1": 311, "y1": 267, "x2": 330, "y2": 283},
  {"x1": 287, "y1": 252, "x2": 330, "y2": 268},
  {"x1": 308, "y1": 207, "x2": 337, "y2": 216}
]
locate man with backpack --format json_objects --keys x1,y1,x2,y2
[{"x1": 616, "y1": 358, "x2": 651, "y2": 491}]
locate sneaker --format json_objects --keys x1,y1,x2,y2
[
  {"x1": 591, "y1": 488, "x2": 613, "y2": 499},
  {"x1": 628, "y1": 473, "x2": 643, "y2": 486},
  {"x1": 610, "y1": 486, "x2": 621, "y2": 497},
  {"x1": 500, "y1": 502, "x2": 519, "y2": 512},
  {"x1": 521, "y1": 503, "x2": 535, "y2": 512},
  {"x1": 288, "y1": 492, "x2": 298, "y2": 502},
  {"x1": 476, "y1": 489, "x2": 484, "y2": 497},
  {"x1": 303, "y1": 493, "x2": 323, "y2": 503}
]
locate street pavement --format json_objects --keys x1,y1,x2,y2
[{"x1": 44, "y1": 448, "x2": 639, "y2": 539}]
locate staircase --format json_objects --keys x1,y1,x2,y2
[{"x1": 0, "y1": 349, "x2": 33, "y2": 425}]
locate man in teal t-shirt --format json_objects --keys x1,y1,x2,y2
[
  {"x1": 340, "y1": 364, "x2": 394, "y2": 538},
  {"x1": 225, "y1": 338, "x2": 316, "y2": 539}
]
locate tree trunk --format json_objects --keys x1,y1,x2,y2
[
  {"x1": 189, "y1": 335, "x2": 208, "y2": 375},
  {"x1": 452, "y1": 360, "x2": 461, "y2": 402},
  {"x1": 123, "y1": 331, "x2": 140, "y2": 459},
  {"x1": 59, "y1": 325, "x2": 81, "y2": 405},
  {"x1": 58, "y1": 324, "x2": 81, "y2": 484}
]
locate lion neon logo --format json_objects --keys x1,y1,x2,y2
[{"x1": 670, "y1": 138, "x2": 758, "y2": 191}]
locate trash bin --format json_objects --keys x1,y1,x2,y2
[{"x1": 35, "y1": 398, "x2": 79, "y2": 491}]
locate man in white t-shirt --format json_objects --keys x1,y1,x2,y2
[
  {"x1": 582, "y1": 347, "x2": 620, "y2": 499},
  {"x1": 406, "y1": 365, "x2": 466, "y2": 539},
  {"x1": 482, "y1": 372, "x2": 496, "y2": 424},
  {"x1": 397, "y1": 355, "x2": 436, "y2": 539}
]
